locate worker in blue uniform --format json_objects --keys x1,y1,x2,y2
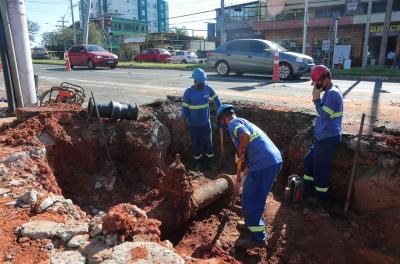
[
  {"x1": 182, "y1": 68, "x2": 221, "y2": 170},
  {"x1": 303, "y1": 65, "x2": 343, "y2": 202},
  {"x1": 216, "y1": 104, "x2": 282, "y2": 249}
]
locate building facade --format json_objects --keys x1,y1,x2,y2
[
  {"x1": 256, "y1": 0, "x2": 400, "y2": 66},
  {"x1": 215, "y1": 1, "x2": 262, "y2": 46},
  {"x1": 78, "y1": 0, "x2": 168, "y2": 52},
  {"x1": 215, "y1": 0, "x2": 400, "y2": 66}
]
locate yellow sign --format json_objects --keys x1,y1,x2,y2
[{"x1": 370, "y1": 24, "x2": 400, "y2": 33}]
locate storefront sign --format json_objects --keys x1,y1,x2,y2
[
  {"x1": 346, "y1": 0, "x2": 358, "y2": 11},
  {"x1": 370, "y1": 24, "x2": 400, "y2": 36}
]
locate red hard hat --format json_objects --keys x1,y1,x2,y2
[{"x1": 310, "y1": 65, "x2": 331, "y2": 86}]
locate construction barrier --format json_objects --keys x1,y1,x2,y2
[
  {"x1": 64, "y1": 51, "x2": 71, "y2": 71},
  {"x1": 272, "y1": 49, "x2": 280, "y2": 82}
]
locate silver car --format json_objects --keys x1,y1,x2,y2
[{"x1": 207, "y1": 39, "x2": 315, "y2": 80}]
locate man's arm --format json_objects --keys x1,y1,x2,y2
[
  {"x1": 314, "y1": 92, "x2": 342, "y2": 120},
  {"x1": 209, "y1": 87, "x2": 222, "y2": 108},
  {"x1": 181, "y1": 90, "x2": 190, "y2": 122}
]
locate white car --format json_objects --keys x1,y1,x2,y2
[{"x1": 171, "y1": 50, "x2": 199, "y2": 64}]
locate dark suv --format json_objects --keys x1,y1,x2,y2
[{"x1": 67, "y1": 45, "x2": 118, "y2": 69}]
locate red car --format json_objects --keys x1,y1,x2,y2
[
  {"x1": 67, "y1": 45, "x2": 118, "y2": 69},
  {"x1": 133, "y1": 48, "x2": 172, "y2": 63}
]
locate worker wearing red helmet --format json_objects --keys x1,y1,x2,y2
[{"x1": 303, "y1": 65, "x2": 343, "y2": 202}]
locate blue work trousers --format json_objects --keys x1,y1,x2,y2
[
  {"x1": 189, "y1": 124, "x2": 214, "y2": 163},
  {"x1": 303, "y1": 136, "x2": 341, "y2": 201},
  {"x1": 242, "y1": 163, "x2": 282, "y2": 241}
]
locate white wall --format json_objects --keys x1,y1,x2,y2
[{"x1": 108, "y1": 0, "x2": 139, "y2": 20}]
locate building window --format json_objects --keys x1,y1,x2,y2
[
  {"x1": 141, "y1": 0, "x2": 145, "y2": 5},
  {"x1": 142, "y1": 10, "x2": 145, "y2": 16}
]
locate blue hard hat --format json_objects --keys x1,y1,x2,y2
[
  {"x1": 192, "y1": 68, "x2": 207, "y2": 83},
  {"x1": 216, "y1": 104, "x2": 235, "y2": 128}
]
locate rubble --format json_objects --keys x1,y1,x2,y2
[
  {"x1": 0, "y1": 164, "x2": 8, "y2": 176},
  {"x1": 67, "y1": 234, "x2": 90, "y2": 248},
  {"x1": 19, "y1": 220, "x2": 89, "y2": 241},
  {"x1": 50, "y1": 250, "x2": 86, "y2": 264},
  {"x1": 102, "y1": 242, "x2": 184, "y2": 264},
  {"x1": 79, "y1": 240, "x2": 112, "y2": 263}
]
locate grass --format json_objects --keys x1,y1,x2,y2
[
  {"x1": 333, "y1": 66, "x2": 400, "y2": 77},
  {"x1": 32, "y1": 59, "x2": 210, "y2": 71}
]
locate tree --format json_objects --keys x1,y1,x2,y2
[
  {"x1": 170, "y1": 26, "x2": 188, "y2": 36},
  {"x1": 27, "y1": 20, "x2": 40, "y2": 42},
  {"x1": 41, "y1": 22, "x2": 103, "y2": 52}
]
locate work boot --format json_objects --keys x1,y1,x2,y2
[
  {"x1": 236, "y1": 220, "x2": 248, "y2": 232},
  {"x1": 207, "y1": 158, "x2": 218, "y2": 171},
  {"x1": 235, "y1": 238, "x2": 268, "y2": 249}
]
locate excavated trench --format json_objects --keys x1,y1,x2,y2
[{"x1": 4, "y1": 98, "x2": 399, "y2": 263}]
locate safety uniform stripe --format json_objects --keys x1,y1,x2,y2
[
  {"x1": 315, "y1": 186, "x2": 329, "y2": 192},
  {"x1": 188, "y1": 103, "x2": 209, "y2": 110},
  {"x1": 182, "y1": 102, "x2": 190, "y2": 108},
  {"x1": 303, "y1": 175, "x2": 314, "y2": 181},
  {"x1": 194, "y1": 154, "x2": 202, "y2": 160},
  {"x1": 210, "y1": 94, "x2": 218, "y2": 100},
  {"x1": 322, "y1": 106, "x2": 343, "y2": 119},
  {"x1": 249, "y1": 132, "x2": 260, "y2": 142},
  {"x1": 206, "y1": 153, "x2": 214, "y2": 158},
  {"x1": 234, "y1": 125, "x2": 245, "y2": 138},
  {"x1": 248, "y1": 226, "x2": 265, "y2": 232}
]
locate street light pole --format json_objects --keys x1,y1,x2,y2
[
  {"x1": 70, "y1": 0, "x2": 76, "y2": 45},
  {"x1": 362, "y1": 0, "x2": 373, "y2": 69},
  {"x1": 302, "y1": 0, "x2": 309, "y2": 55},
  {"x1": 220, "y1": 0, "x2": 225, "y2": 45}
]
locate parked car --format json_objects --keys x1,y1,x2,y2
[
  {"x1": 31, "y1": 47, "x2": 50, "y2": 59},
  {"x1": 207, "y1": 39, "x2": 315, "y2": 80},
  {"x1": 67, "y1": 44, "x2": 118, "y2": 69},
  {"x1": 171, "y1": 50, "x2": 199, "y2": 64},
  {"x1": 133, "y1": 48, "x2": 172, "y2": 63}
]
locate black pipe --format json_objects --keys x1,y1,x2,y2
[
  {"x1": 0, "y1": 10, "x2": 16, "y2": 113},
  {"x1": 88, "y1": 99, "x2": 138, "y2": 121}
]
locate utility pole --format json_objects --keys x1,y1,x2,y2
[
  {"x1": 378, "y1": 0, "x2": 394, "y2": 67},
  {"x1": 83, "y1": 0, "x2": 92, "y2": 44},
  {"x1": 57, "y1": 16, "x2": 67, "y2": 51},
  {"x1": 6, "y1": 0, "x2": 37, "y2": 106},
  {"x1": 362, "y1": 0, "x2": 373, "y2": 69},
  {"x1": 70, "y1": 0, "x2": 76, "y2": 45},
  {"x1": 332, "y1": 17, "x2": 339, "y2": 69},
  {"x1": 220, "y1": 0, "x2": 225, "y2": 45},
  {"x1": 302, "y1": 0, "x2": 309, "y2": 55}
]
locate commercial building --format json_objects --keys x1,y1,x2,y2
[
  {"x1": 78, "y1": 0, "x2": 169, "y2": 52},
  {"x1": 214, "y1": 0, "x2": 400, "y2": 66},
  {"x1": 256, "y1": 0, "x2": 400, "y2": 66}
]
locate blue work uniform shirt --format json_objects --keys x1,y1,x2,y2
[
  {"x1": 228, "y1": 118, "x2": 282, "y2": 172},
  {"x1": 314, "y1": 85, "x2": 343, "y2": 141},
  {"x1": 181, "y1": 84, "x2": 221, "y2": 127}
]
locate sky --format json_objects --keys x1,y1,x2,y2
[{"x1": 25, "y1": 0, "x2": 253, "y2": 47}]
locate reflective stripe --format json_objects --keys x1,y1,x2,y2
[
  {"x1": 210, "y1": 94, "x2": 218, "y2": 100},
  {"x1": 206, "y1": 153, "x2": 214, "y2": 158},
  {"x1": 248, "y1": 226, "x2": 265, "y2": 232},
  {"x1": 322, "y1": 106, "x2": 343, "y2": 119},
  {"x1": 234, "y1": 125, "x2": 245, "y2": 137},
  {"x1": 194, "y1": 154, "x2": 202, "y2": 160},
  {"x1": 249, "y1": 132, "x2": 260, "y2": 142},
  {"x1": 303, "y1": 175, "x2": 314, "y2": 181},
  {"x1": 315, "y1": 186, "x2": 329, "y2": 192},
  {"x1": 182, "y1": 102, "x2": 209, "y2": 110}
]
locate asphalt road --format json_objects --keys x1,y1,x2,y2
[{"x1": 1, "y1": 64, "x2": 400, "y2": 132}]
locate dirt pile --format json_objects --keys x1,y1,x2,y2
[
  {"x1": 102, "y1": 203, "x2": 161, "y2": 242},
  {"x1": 0, "y1": 100, "x2": 399, "y2": 263}
]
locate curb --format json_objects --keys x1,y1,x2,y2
[{"x1": 333, "y1": 74, "x2": 400, "y2": 82}]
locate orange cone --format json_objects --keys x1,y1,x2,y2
[
  {"x1": 64, "y1": 51, "x2": 71, "y2": 71},
  {"x1": 272, "y1": 49, "x2": 280, "y2": 82}
]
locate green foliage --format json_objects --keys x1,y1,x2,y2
[
  {"x1": 27, "y1": 20, "x2": 40, "y2": 42},
  {"x1": 41, "y1": 22, "x2": 104, "y2": 52}
]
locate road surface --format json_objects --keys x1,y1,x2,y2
[{"x1": 1, "y1": 64, "x2": 400, "y2": 133}]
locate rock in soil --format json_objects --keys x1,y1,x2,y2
[
  {"x1": 0, "y1": 164, "x2": 8, "y2": 177},
  {"x1": 50, "y1": 250, "x2": 86, "y2": 264},
  {"x1": 68, "y1": 234, "x2": 90, "y2": 248},
  {"x1": 19, "y1": 220, "x2": 88, "y2": 241},
  {"x1": 79, "y1": 240, "x2": 112, "y2": 263},
  {"x1": 18, "y1": 189, "x2": 39, "y2": 205},
  {"x1": 102, "y1": 242, "x2": 184, "y2": 264}
]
